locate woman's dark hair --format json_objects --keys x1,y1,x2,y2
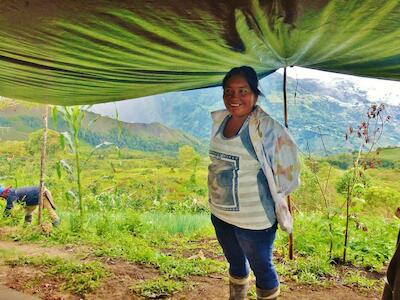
[{"x1": 222, "y1": 66, "x2": 263, "y2": 96}]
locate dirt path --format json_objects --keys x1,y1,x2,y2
[
  {"x1": 0, "y1": 240, "x2": 79, "y2": 258},
  {"x1": 0, "y1": 264, "x2": 40, "y2": 300},
  {"x1": 0, "y1": 239, "x2": 382, "y2": 299},
  {"x1": 0, "y1": 285, "x2": 40, "y2": 300}
]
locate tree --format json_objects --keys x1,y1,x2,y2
[
  {"x1": 341, "y1": 104, "x2": 390, "y2": 262},
  {"x1": 26, "y1": 129, "x2": 61, "y2": 155}
]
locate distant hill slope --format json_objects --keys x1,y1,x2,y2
[
  {"x1": 0, "y1": 101, "x2": 204, "y2": 153},
  {"x1": 323, "y1": 146, "x2": 400, "y2": 170},
  {"x1": 91, "y1": 73, "x2": 400, "y2": 155}
]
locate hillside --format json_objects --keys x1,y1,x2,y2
[
  {"x1": 91, "y1": 72, "x2": 400, "y2": 155},
  {"x1": 0, "y1": 138, "x2": 398, "y2": 299},
  {"x1": 0, "y1": 100, "x2": 203, "y2": 153}
]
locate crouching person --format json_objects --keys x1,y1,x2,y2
[{"x1": 0, "y1": 186, "x2": 60, "y2": 226}]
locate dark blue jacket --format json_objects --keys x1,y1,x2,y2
[{"x1": 4, "y1": 186, "x2": 41, "y2": 210}]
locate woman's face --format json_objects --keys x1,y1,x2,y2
[{"x1": 223, "y1": 75, "x2": 257, "y2": 119}]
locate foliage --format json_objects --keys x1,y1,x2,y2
[
  {"x1": 5, "y1": 255, "x2": 109, "y2": 295},
  {"x1": 107, "y1": 127, "x2": 194, "y2": 153},
  {"x1": 336, "y1": 169, "x2": 370, "y2": 196},
  {"x1": 26, "y1": 129, "x2": 62, "y2": 155},
  {"x1": 339, "y1": 104, "x2": 391, "y2": 262},
  {"x1": 51, "y1": 260, "x2": 109, "y2": 294},
  {"x1": 0, "y1": 100, "x2": 204, "y2": 154},
  {"x1": 131, "y1": 276, "x2": 185, "y2": 298},
  {"x1": 0, "y1": 131, "x2": 399, "y2": 296},
  {"x1": 178, "y1": 146, "x2": 199, "y2": 168},
  {"x1": 275, "y1": 212, "x2": 398, "y2": 271},
  {"x1": 364, "y1": 186, "x2": 400, "y2": 216},
  {"x1": 277, "y1": 256, "x2": 336, "y2": 284},
  {"x1": 56, "y1": 106, "x2": 86, "y2": 224},
  {"x1": 142, "y1": 213, "x2": 210, "y2": 235},
  {"x1": 343, "y1": 271, "x2": 378, "y2": 289},
  {"x1": 0, "y1": 97, "x2": 17, "y2": 111},
  {"x1": 326, "y1": 153, "x2": 353, "y2": 169},
  {"x1": 292, "y1": 160, "x2": 320, "y2": 210}
]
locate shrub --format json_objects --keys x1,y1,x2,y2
[{"x1": 26, "y1": 129, "x2": 61, "y2": 155}]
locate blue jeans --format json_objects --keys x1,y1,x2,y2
[{"x1": 211, "y1": 214, "x2": 279, "y2": 290}]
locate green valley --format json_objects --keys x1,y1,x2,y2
[
  {"x1": 0, "y1": 99, "x2": 204, "y2": 154},
  {"x1": 0, "y1": 119, "x2": 398, "y2": 299}
]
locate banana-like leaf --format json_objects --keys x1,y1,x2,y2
[
  {"x1": 60, "y1": 131, "x2": 74, "y2": 153},
  {"x1": 66, "y1": 190, "x2": 77, "y2": 201},
  {"x1": 82, "y1": 141, "x2": 114, "y2": 167},
  {"x1": 0, "y1": 0, "x2": 398, "y2": 105},
  {"x1": 60, "y1": 159, "x2": 73, "y2": 175},
  {"x1": 55, "y1": 161, "x2": 62, "y2": 179},
  {"x1": 52, "y1": 106, "x2": 58, "y2": 129}
]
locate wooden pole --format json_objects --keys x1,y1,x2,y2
[
  {"x1": 283, "y1": 67, "x2": 294, "y2": 260},
  {"x1": 38, "y1": 105, "x2": 49, "y2": 225}
]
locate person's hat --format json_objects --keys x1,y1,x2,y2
[{"x1": 0, "y1": 186, "x2": 11, "y2": 198}]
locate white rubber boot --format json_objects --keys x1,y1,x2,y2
[
  {"x1": 229, "y1": 274, "x2": 249, "y2": 300},
  {"x1": 256, "y1": 285, "x2": 280, "y2": 300}
]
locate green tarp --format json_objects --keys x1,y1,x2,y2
[{"x1": 0, "y1": 0, "x2": 399, "y2": 105}]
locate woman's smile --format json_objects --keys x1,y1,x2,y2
[{"x1": 223, "y1": 75, "x2": 257, "y2": 119}]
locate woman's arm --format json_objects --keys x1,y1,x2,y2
[{"x1": 265, "y1": 123, "x2": 301, "y2": 197}]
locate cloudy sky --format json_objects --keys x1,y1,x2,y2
[
  {"x1": 91, "y1": 66, "x2": 400, "y2": 121},
  {"x1": 282, "y1": 67, "x2": 400, "y2": 105}
]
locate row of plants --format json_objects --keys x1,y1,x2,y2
[{"x1": 0, "y1": 103, "x2": 398, "y2": 298}]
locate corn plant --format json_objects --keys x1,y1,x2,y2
[
  {"x1": 54, "y1": 106, "x2": 86, "y2": 221},
  {"x1": 53, "y1": 106, "x2": 116, "y2": 225}
]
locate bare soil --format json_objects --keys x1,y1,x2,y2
[{"x1": 0, "y1": 238, "x2": 384, "y2": 300}]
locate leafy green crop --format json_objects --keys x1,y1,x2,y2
[{"x1": 5, "y1": 255, "x2": 109, "y2": 296}]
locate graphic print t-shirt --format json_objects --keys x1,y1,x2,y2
[{"x1": 208, "y1": 116, "x2": 276, "y2": 230}]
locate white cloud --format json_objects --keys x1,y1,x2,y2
[{"x1": 278, "y1": 67, "x2": 400, "y2": 105}]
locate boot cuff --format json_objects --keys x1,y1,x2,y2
[{"x1": 229, "y1": 274, "x2": 250, "y2": 285}]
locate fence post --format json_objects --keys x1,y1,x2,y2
[
  {"x1": 283, "y1": 67, "x2": 294, "y2": 260},
  {"x1": 38, "y1": 105, "x2": 49, "y2": 225}
]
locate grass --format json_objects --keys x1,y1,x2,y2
[
  {"x1": 276, "y1": 212, "x2": 398, "y2": 271},
  {"x1": 343, "y1": 270, "x2": 378, "y2": 289},
  {"x1": 3, "y1": 207, "x2": 396, "y2": 273},
  {"x1": 0, "y1": 248, "x2": 23, "y2": 260},
  {"x1": 275, "y1": 255, "x2": 336, "y2": 285},
  {"x1": 141, "y1": 212, "x2": 211, "y2": 235},
  {"x1": 0, "y1": 142, "x2": 399, "y2": 297},
  {"x1": 378, "y1": 147, "x2": 400, "y2": 163},
  {"x1": 5, "y1": 255, "x2": 109, "y2": 295},
  {"x1": 2, "y1": 209, "x2": 225, "y2": 278},
  {"x1": 0, "y1": 193, "x2": 397, "y2": 293},
  {"x1": 130, "y1": 276, "x2": 186, "y2": 298}
]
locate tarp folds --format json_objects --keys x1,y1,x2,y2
[{"x1": 0, "y1": 0, "x2": 399, "y2": 104}]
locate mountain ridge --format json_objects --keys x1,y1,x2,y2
[
  {"x1": 0, "y1": 100, "x2": 204, "y2": 153},
  {"x1": 91, "y1": 73, "x2": 400, "y2": 155}
]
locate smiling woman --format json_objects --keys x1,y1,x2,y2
[
  {"x1": 208, "y1": 66, "x2": 301, "y2": 300},
  {"x1": 222, "y1": 66, "x2": 261, "y2": 123},
  {"x1": 222, "y1": 66, "x2": 263, "y2": 138}
]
